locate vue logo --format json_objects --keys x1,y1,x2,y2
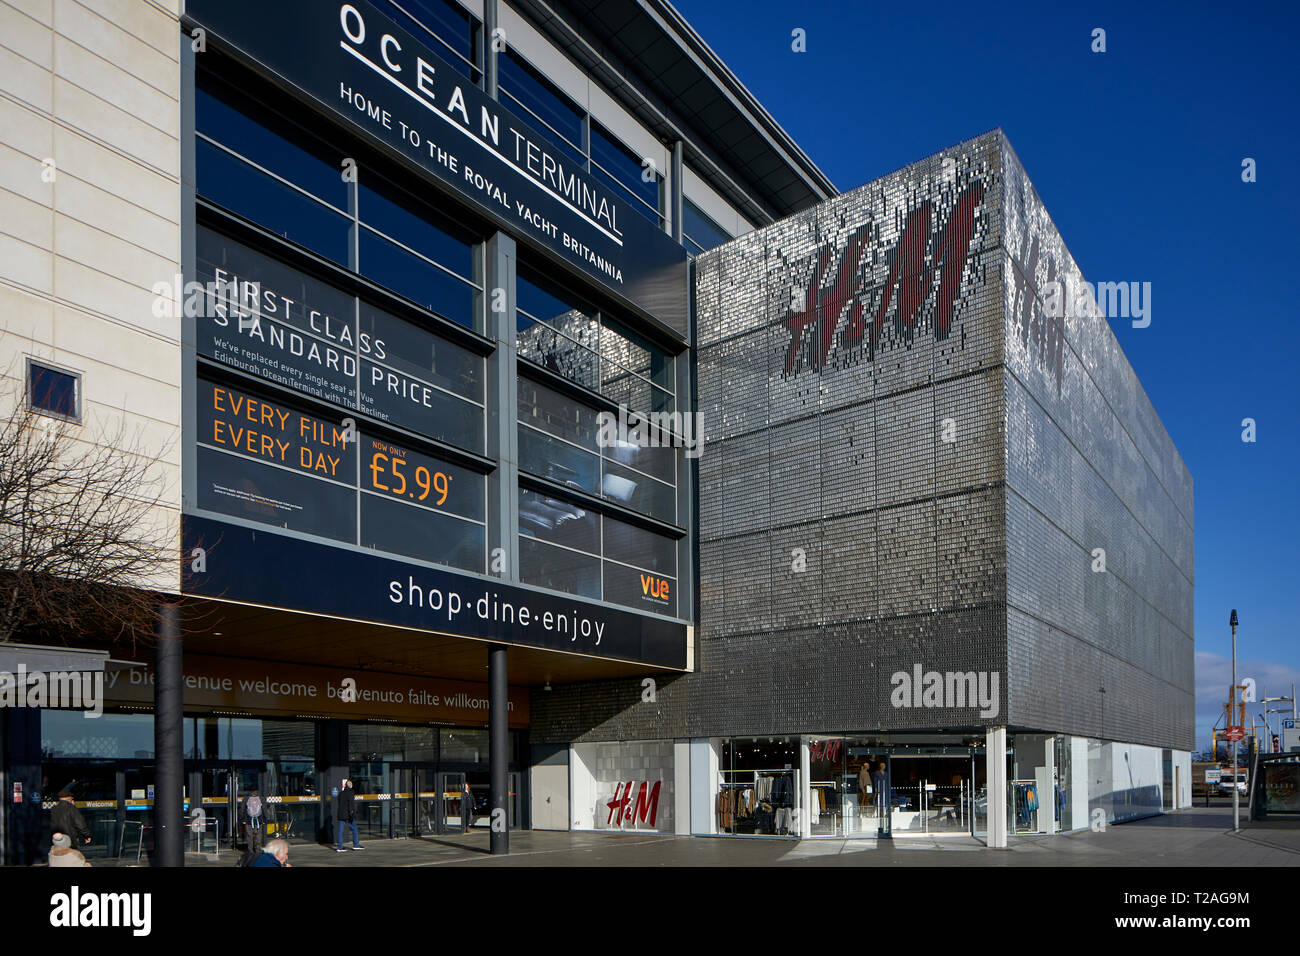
[{"x1": 640, "y1": 573, "x2": 671, "y2": 603}]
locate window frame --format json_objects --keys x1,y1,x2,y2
[{"x1": 25, "y1": 356, "x2": 82, "y2": 424}]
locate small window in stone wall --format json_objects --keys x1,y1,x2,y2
[{"x1": 26, "y1": 358, "x2": 81, "y2": 423}]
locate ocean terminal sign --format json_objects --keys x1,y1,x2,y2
[{"x1": 184, "y1": 0, "x2": 689, "y2": 337}]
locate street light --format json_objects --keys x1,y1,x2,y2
[{"x1": 1230, "y1": 608, "x2": 1239, "y2": 832}]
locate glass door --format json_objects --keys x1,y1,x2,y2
[
  {"x1": 230, "y1": 764, "x2": 265, "y2": 849},
  {"x1": 436, "y1": 772, "x2": 469, "y2": 833},
  {"x1": 390, "y1": 763, "x2": 439, "y2": 837},
  {"x1": 415, "y1": 767, "x2": 439, "y2": 836}
]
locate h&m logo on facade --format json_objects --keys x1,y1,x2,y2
[
  {"x1": 605, "y1": 781, "x2": 661, "y2": 827},
  {"x1": 782, "y1": 182, "x2": 985, "y2": 376}
]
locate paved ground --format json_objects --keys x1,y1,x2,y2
[{"x1": 96, "y1": 806, "x2": 1299, "y2": 867}]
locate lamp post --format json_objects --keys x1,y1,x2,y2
[{"x1": 1230, "y1": 608, "x2": 1239, "y2": 832}]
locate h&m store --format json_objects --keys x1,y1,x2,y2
[{"x1": 0, "y1": 0, "x2": 1193, "y2": 862}]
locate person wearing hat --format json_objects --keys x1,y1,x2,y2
[
  {"x1": 50, "y1": 790, "x2": 91, "y2": 847},
  {"x1": 49, "y1": 832, "x2": 90, "y2": 867}
]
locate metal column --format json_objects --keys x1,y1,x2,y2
[
  {"x1": 483, "y1": 0, "x2": 498, "y2": 98},
  {"x1": 153, "y1": 604, "x2": 183, "y2": 866},
  {"x1": 670, "y1": 140, "x2": 683, "y2": 242},
  {"x1": 986, "y1": 726, "x2": 1007, "y2": 848},
  {"x1": 489, "y1": 644, "x2": 509, "y2": 854}
]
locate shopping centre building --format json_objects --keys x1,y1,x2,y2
[{"x1": 0, "y1": 0, "x2": 1192, "y2": 863}]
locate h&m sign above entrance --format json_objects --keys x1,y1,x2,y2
[{"x1": 184, "y1": 0, "x2": 688, "y2": 337}]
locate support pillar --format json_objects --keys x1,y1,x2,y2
[
  {"x1": 986, "y1": 726, "x2": 1007, "y2": 848},
  {"x1": 489, "y1": 644, "x2": 509, "y2": 854},
  {"x1": 153, "y1": 604, "x2": 183, "y2": 866},
  {"x1": 483, "y1": 0, "x2": 498, "y2": 98}
]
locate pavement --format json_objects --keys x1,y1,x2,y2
[{"x1": 93, "y1": 805, "x2": 1300, "y2": 867}]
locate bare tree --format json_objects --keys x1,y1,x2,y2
[{"x1": 0, "y1": 383, "x2": 181, "y2": 649}]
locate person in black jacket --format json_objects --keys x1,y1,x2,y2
[
  {"x1": 461, "y1": 780, "x2": 473, "y2": 833},
  {"x1": 334, "y1": 779, "x2": 363, "y2": 852},
  {"x1": 51, "y1": 790, "x2": 91, "y2": 847}
]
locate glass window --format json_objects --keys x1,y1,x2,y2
[
  {"x1": 519, "y1": 425, "x2": 600, "y2": 494},
  {"x1": 517, "y1": 327, "x2": 601, "y2": 392},
  {"x1": 361, "y1": 493, "x2": 485, "y2": 572},
  {"x1": 603, "y1": 513, "x2": 676, "y2": 576},
  {"x1": 195, "y1": 76, "x2": 349, "y2": 210},
  {"x1": 380, "y1": 0, "x2": 478, "y2": 75},
  {"x1": 605, "y1": 430, "x2": 675, "y2": 485},
  {"x1": 359, "y1": 175, "x2": 479, "y2": 282},
  {"x1": 602, "y1": 460, "x2": 675, "y2": 524},
  {"x1": 350, "y1": 724, "x2": 437, "y2": 761},
  {"x1": 600, "y1": 366, "x2": 674, "y2": 414},
  {"x1": 519, "y1": 534, "x2": 601, "y2": 600},
  {"x1": 439, "y1": 728, "x2": 488, "y2": 765},
  {"x1": 683, "y1": 197, "x2": 733, "y2": 255},
  {"x1": 717, "y1": 737, "x2": 802, "y2": 836},
  {"x1": 498, "y1": 50, "x2": 585, "y2": 154},
  {"x1": 518, "y1": 488, "x2": 599, "y2": 554},
  {"x1": 516, "y1": 270, "x2": 600, "y2": 349},
  {"x1": 359, "y1": 229, "x2": 479, "y2": 331},
  {"x1": 41, "y1": 711, "x2": 155, "y2": 759},
  {"x1": 359, "y1": 302, "x2": 484, "y2": 403},
  {"x1": 590, "y1": 120, "x2": 660, "y2": 216},
  {"x1": 572, "y1": 740, "x2": 674, "y2": 831},
  {"x1": 516, "y1": 377, "x2": 599, "y2": 450},
  {"x1": 601, "y1": 319, "x2": 673, "y2": 391},
  {"x1": 196, "y1": 139, "x2": 352, "y2": 266},
  {"x1": 27, "y1": 360, "x2": 79, "y2": 421}
]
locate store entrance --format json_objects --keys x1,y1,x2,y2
[
  {"x1": 887, "y1": 752, "x2": 983, "y2": 836},
  {"x1": 193, "y1": 762, "x2": 266, "y2": 850}
]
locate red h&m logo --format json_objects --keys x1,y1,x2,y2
[
  {"x1": 606, "y1": 781, "x2": 661, "y2": 827},
  {"x1": 810, "y1": 739, "x2": 842, "y2": 762},
  {"x1": 782, "y1": 184, "x2": 984, "y2": 375}
]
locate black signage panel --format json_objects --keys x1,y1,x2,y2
[
  {"x1": 185, "y1": 0, "x2": 689, "y2": 337},
  {"x1": 196, "y1": 446, "x2": 357, "y2": 543},
  {"x1": 183, "y1": 514, "x2": 688, "y2": 669},
  {"x1": 603, "y1": 561, "x2": 677, "y2": 618},
  {"x1": 361, "y1": 433, "x2": 483, "y2": 521},
  {"x1": 196, "y1": 227, "x2": 486, "y2": 453},
  {"x1": 358, "y1": 357, "x2": 483, "y2": 450},
  {"x1": 196, "y1": 226, "x2": 359, "y2": 408},
  {"x1": 196, "y1": 378, "x2": 359, "y2": 541}
]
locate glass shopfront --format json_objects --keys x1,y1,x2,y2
[
  {"x1": 347, "y1": 726, "x2": 525, "y2": 839},
  {"x1": 716, "y1": 737, "x2": 801, "y2": 837},
  {"x1": 807, "y1": 737, "x2": 890, "y2": 838},
  {"x1": 706, "y1": 734, "x2": 988, "y2": 840},
  {"x1": 36, "y1": 709, "x2": 526, "y2": 860}
]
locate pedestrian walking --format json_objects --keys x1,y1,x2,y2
[
  {"x1": 461, "y1": 780, "x2": 473, "y2": 833},
  {"x1": 871, "y1": 761, "x2": 888, "y2": 833},
  {"x1": 244, "y1": 787, "x2": 265, "y2": 854},
  {"x1": 50, "y1": 790, "x2": 91, "y2": 847},
  {"x1": 335, "y1": 779, "x2": 363, "y2": 852}
]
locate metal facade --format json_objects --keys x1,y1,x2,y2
[{"x1": 531, "y1": 131, "x2": 1194, "y2": 751}]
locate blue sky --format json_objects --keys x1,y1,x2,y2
[{"x1": 675, "y1": 0, "x2": 1300, "y2": 752}]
